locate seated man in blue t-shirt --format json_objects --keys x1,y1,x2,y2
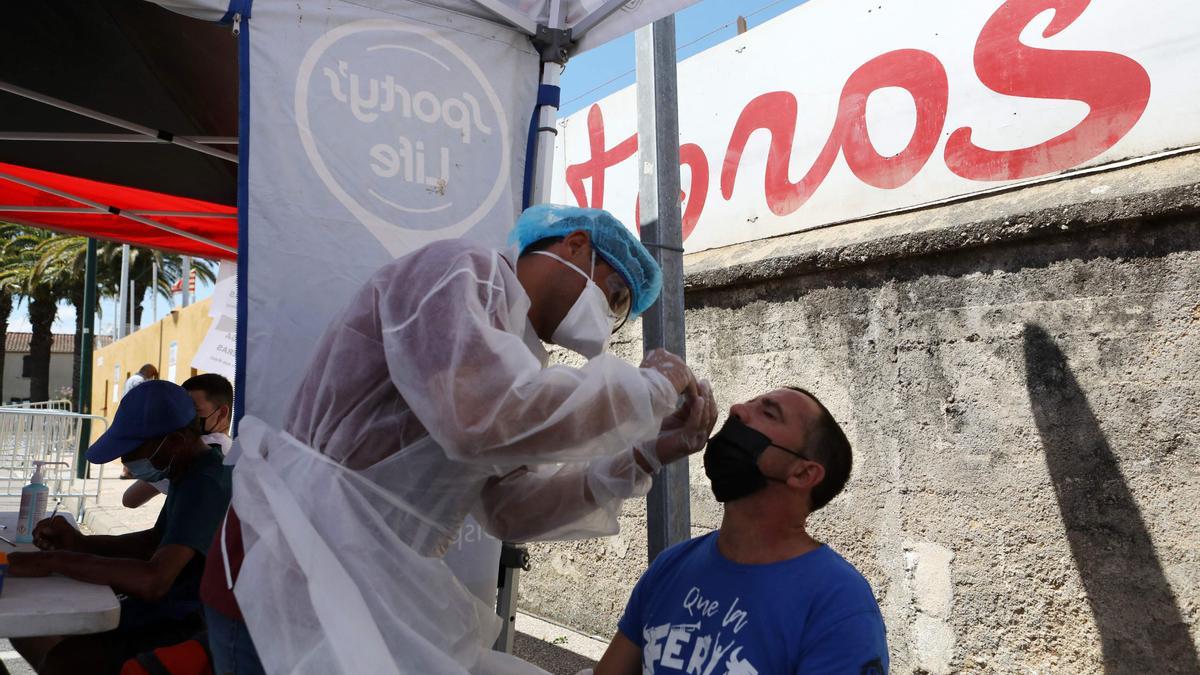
[
  {"x1": 8, "y1": 380, "x2": 233, "y2": 675},
  {"x1": 596, "y1": 387, "x2": 888, "y2": 675}
]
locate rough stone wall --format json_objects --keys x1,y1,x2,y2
[{"x1": 518, "y1": 156, "x2": 1200, "y2": 673}]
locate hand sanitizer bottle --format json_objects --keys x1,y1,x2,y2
[{"x1": 16, "y1": 461, "x2": 69, "y2": 544}]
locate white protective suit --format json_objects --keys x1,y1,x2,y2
[{"x1": 230, "y1": 238, "x2": 678, "y2": 674}]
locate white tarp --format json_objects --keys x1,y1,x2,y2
[{"x1": 552, "y1": 0, "x2": 1200, "y2": 253}]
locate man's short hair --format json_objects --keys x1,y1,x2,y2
[
  {"x1": 139, "y1": 364, "x2": 158, "y2": 378},
  {"x1": 787, "y1": 387, "x2": 852, "y2": 512},
  {"x1": 520, "y1": 235, "x2": 564, "y2": 255},
  {"x1": 182, "y1": 373, "x2": 234, "y2": 410}
]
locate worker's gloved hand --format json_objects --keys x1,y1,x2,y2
[
  {"x1": 7, "y1": 551, "x2": 53, "y2": 577},
  {"x1": 640, "y1": 348, "x2": 697, "y2": 397},
  {"x1": 32, "y1": 515, "x2": 82, "y2": 552},
  {"x1": 638, "y1": 379, "x2": 718, "y2": 469}
]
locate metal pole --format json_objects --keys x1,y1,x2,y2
[
  {"x1": 636, "y1": 15, "x2": 690, "y2": 563},
  {"x1": 75, "y1": 239, "x2": 97, "y2": 478},
  {"x1": 152, "y1": 262, "x2": 158, "y2": 324},
  {"x1": 529, "y1": 64, "x2": 561, "y2": 204},
  {"x1": 129, "y1": 279, "x2": 136, "y2": 334},
  {"x1": 117, "y1": 244, "x2": 130, "y2": 339},
  {"x1": 0, "y1": 80, "x2": 238, "y2": 164},
  {"x1": 181, "y1": 257, "x2": 192, "y2": 307}
]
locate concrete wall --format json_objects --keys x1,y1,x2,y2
[
  {"x1": 90, "y1": 300, "x2": 214, "y2": 441},
  {"x1": 518, "y1": 154, "x2": 1200, "y2": 673},
  {"x1": 3, "y1": 351, "x2": 74, "y2": 405}
]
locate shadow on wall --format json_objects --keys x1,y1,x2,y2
[{"x1": 1023, "y1": 324, "x2": 1199, "y2": 673}]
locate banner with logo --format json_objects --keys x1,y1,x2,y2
[
  {"x1": 243, "y1": 0, "x2": 537, "y2": 425},
  {"x1": 552, "y1": 0, "x2": 1200, "y2": 253}
]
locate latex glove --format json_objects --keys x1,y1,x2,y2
[
  {"x1": 638, "y1": 379, "x2": 718, "y2": 470},
  {"x1": 640, "y1": 348, "x2": 698, "y2": 397}
]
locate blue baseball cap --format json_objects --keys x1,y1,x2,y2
[{"x1": 87, "y1": 380, "x2": 197, "y2": 464}]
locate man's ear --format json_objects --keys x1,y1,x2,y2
[
  {"x1": 561, "y1": 230, "x2": 591, "y2": 259},
  {"x1": 787, "y1": 460, "x2": 825, "y2": 494}
]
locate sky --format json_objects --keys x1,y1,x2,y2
[
  {"x1": 558, "y1": 0, "x2": 808, "y2": 117},
  {"x1": 5, "y1": 0, "x2": 808, "y2": 337}
]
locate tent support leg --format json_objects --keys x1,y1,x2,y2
[{"x1": 493, "y1": 542, "x2": 529, "y2": 654}]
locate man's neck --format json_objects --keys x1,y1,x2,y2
[
  {"x1": 716, "y1": 498, "x2": 820, "y2": 565},
  {"x1": 170, "y1": 438, "x2": 213, "y2": 481}
]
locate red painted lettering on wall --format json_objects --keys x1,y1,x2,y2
[
  {"x1": 564, "y1": 104, "x2": 636, "y2": 209},
  {"x1": 561, "y1": 0, "x2": 1151, "y2": 236},
  {"x1": 944, "y1": 0, "x2": 1152, "y2": 181},
  {"x1": 567, "y1": 104, "x2": 710, "y2": 241},
  {"x1": 722, "y1": 49, "x2": 947, "y2": 216}
]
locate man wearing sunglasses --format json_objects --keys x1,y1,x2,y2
[
  {"x1": 199, "y1": 204, "x2": 715, "y2": 674},
  {"x1": 7, "y1": 380, "x2": 232, "y2": 675},
  {"x1": 595, "y1": 387, "x2": 889, "y2": 675}
]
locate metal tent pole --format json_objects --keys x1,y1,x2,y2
[
  {"x1": 635, "y1": 15, "x2": 690, "y2": 563},
  {"x1": 75, "y1": 238, "x2": 97, "y2": 478},
  {"x1": 0, "y1": 206, "x2": 235, "y2": 219},
  {"x1": 0, "y1": 132, "x2": 237, "y2": 145},
  {"x1": 181, "y1": 257, "x2": 192, "y2": 307},
  {"x1": 152, "y1": 262, "x2": 159, "y2": 324},
  {"x1": 118, "y1": 245, "x2": 130, "y2": 340},
  {"x1": 0, "y1": 81, "x2": 238, "y2": 164}
]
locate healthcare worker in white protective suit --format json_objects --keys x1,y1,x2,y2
[{"x1": 200, "y1": 204, "x2": 718, "y2": 675}]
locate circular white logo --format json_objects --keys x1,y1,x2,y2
[{"x1": 296, "y1": 19, "x2": 510, "y2": 253}]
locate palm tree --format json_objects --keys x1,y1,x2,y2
[
  {"x1": 32, "y1": 236, "x2": 125, "y2": 400},
  {"x1": 0, "y1": 224, "x2": 30, "y2": 404},
  {"x1": 124, "y1": 248, "x2": 217, "y2": 328},
  {"x1": 34, "y1": 238, "x2": 217, "y2": 399},
  {"x1": 0, "y1": 227, "x2": 68, "y2": 402}
]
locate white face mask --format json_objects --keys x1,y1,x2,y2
[{"x1": 532, "y1": 250, "x2": 616, "y2": 359}]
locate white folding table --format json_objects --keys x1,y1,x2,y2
[{"x1": 0, "y1": 511, "x2": 120, "y2": 638}]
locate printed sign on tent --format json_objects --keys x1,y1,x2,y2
[{"x1": 242, "y1": 0, "x2": 538, "y2": 427}]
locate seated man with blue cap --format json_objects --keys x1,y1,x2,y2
[
  {"x1": 199, "y1": 205, "x2": 718, "y2": 674},
  {"x1": 9, "y1": 379, "x2": 233, "y2": 675}
]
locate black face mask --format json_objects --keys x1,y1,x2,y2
[
  {"x1": 703, "y1": 417, "x2": 807, "y2": 503},
  {"x1": 198, "y1": 408, "x2": 227, "y2": 435}
]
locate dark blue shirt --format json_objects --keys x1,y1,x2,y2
[
  {"x1": 617, "y1": 532, "x2": 888, "y2": 674},
  {"x1": 149, "y1": 445, "x2": 232, "y2": 620}
]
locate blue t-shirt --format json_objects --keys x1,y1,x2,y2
[{"x1": 617, "y1": 532, "x2": 888, "y2": 674}]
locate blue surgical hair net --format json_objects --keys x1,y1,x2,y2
[{"x1": 509, "y1": 204, "x2": 663, "y2": 318}]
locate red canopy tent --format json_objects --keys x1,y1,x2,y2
[{"x1": 0, "y1": 161, "x2": 235, "y2": 260}]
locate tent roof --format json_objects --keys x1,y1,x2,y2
[
  {"x1": 0, "y1": 0, "x2": 238, "y2": 257},
  {"x1": 0, "y1": 162, "x2": 236, "y2": 259}
]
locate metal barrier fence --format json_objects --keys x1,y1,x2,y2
[
  {"x1": 4, "y1": 400, "x2": 73, "y2": 411},
  {"x1": 0, "y1": 408, "x2": 108, "y2": 518}
]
